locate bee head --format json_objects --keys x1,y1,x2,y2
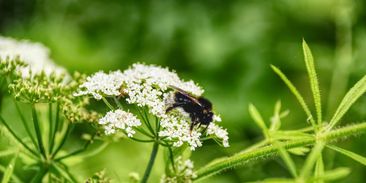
[{"x1": 201, "y1": 110, "x2": 213, "y2": 124}]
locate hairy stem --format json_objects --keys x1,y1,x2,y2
[
  {"x1": 194, "y1": 122, "x2": 366, "y2": 181},
  {"x1": 141, "y1": 142, "x2": 159, "y2": 183}
]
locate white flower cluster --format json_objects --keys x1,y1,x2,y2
[
  {"x1": 160, "y1": 157, "x2": 197, "y2": 183},
  {"x1": 99, "y1": 109, "x2": 141, "y2": 136},
  {"x1": 74, "y1": 71, "x2": 124, "y2": 100},
  {"x1": 76, "y1": 63, "x2": 229, "y2": 149},
  {"x1": 0, "y1": 36, "x2": 66, "y2": 77}
]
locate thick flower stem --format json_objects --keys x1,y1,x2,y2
[{"x1": 141, "y1": 142, "x2": 159, "y2": 183}]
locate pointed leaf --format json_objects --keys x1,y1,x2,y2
[
  {"x1": 300, "y1": 142, "x2": 324, "y2": 179},
  {"x1": 271, "y1": 65, "x2": 316, "y2": 128},
  {"x1": 273, "y1": 141, "x2": 298, "y2": 177},
  {"x1": 311, "y1": 167, "x2": 350, "y2": 182},
  {"x1": 314, "y1": 154, "x2": 324, "y2": 183},
  {"x1": 328, "y1": 145, "x2": 366, "y2": 166},
  {"x1": 302, "y1": 40, "x2": 322, "y2": 126},
  {"x1": 328, "y1": 75, "x2": 366, "y2": 129},
  {"x1": 249, "y1": 104, "x2": 269, "y2": 137},
  {"x1": 288, "y1": 147, "x2": 310, "y2": 156}
]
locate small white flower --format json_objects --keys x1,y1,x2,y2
[
  {"x1": 74, "y1": 70, "x2": 124, "y2": 100},
  {"x1": 207, "y1": 123, "x2": 230, "y2": 147},
  {"x1": 0, "y1": 36, "x2": 66, "y2": 77},
  {"x1": 99, "y1": 109, "x2": 141, "y2": 137},
  {"x1": 160, "y1": 157, "x2": 197, "y2": 183}
]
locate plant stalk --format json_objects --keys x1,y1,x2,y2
[
  {"x1": 194, "y1": 122, "x2": 366, "y2": 181},
  {"x1": 141, "y1": 142, "x2": 159, "y2": 183}
]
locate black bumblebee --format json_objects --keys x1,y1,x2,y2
[{"x1": 166, "y1": 86, "x2": 214, "y2": 131}]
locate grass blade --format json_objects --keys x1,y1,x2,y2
[
  {"x1": 249, "y1": 104, "x2": 269, "y2": 137},
  {"x1": 327, "y1": 145, "x2": 366, "y2": 165},
  {"x1": 271, "y1": 65, "x2": 316, "y2": 128},
  {"x1": 302, "y1": 40, "x2": 322, "y2": 126},
  {"x1": 328, "y1": 75, "x2": 366, "y2": 130}
]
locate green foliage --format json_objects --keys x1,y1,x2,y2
[{"x1": 194, "y1": 41, "x2": 366, "y2": 182}]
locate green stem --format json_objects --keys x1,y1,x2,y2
[
  {"x1": 31, "y1": 104, "x2": 47, "y2": 158},
  {"x1": 48, "y1": 103, "x2": 53, "y2": 153},
  {"x1": 102, "y1": 97, "x2": 115, "y2": 110},
  {"x1": 55, "y1": 134, "x2": 96, "y2": 161},
  {"x1": 13, "y1": 100, "x2": 37, "y2": 148},
  {"x1": 49, "y1": 103, "x2": 60, "y2": 153},
  {"x1": 52, "y1": 123, "x2": 74, "y2": 158},
  {"x1": 194, "y1": 122, "x2": 366, "y2": 181},
  {"x1": 0, "y1": 115, "x2": 38, "y2": 158},
  {"x1": 141, "y1": 142, "x2": 159, "y2": 183}
]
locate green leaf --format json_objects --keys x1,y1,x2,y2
[
  {"x1": 302, "y1": 40, "x2": 322, "y2": 126},
  {"x1": 249, "y1": 104, "x2": 269, "y2": 137},
  {"x1": 1, "y1": 154, "x2": 18, "y2": 183},
  {"x1": 300, "y1": 142, "x2": 324, "y2": 179},
  {"x1": 273, "y1": 141, "x2": 298, "y2": 178},
  {"x1": 51, "y1": 163, "x2": 78, "y2": 183},
  {"x1": 270, "y1": 100, "x2": 282, "y2": 131},
  {"x1": 327, "y1": 145, "x2": 366, "y2": 166},
  {"x1": 271, "y1": 65, "x2": 316, "y2": 128},
  {"x1": 328, "y1": 75, "x2": 366, "y2": 130},
  {"x1": 314, "y1": 154, "x2": 324, "y2": 183},
  {"x1": 311, "y1": 167, "x2": 350, "y2": 182},
  {"x1": 288, "y1": 147, "x2": 310, "y2": 156}
]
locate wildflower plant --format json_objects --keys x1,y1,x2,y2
[
  {"x1": 0, "y1": 37, "x2": 102, "y2": 182},
  {"x1": 193, "y1": 40, "x2": 366, "y2": 182},
  {"x1": 75, "y1": 63, "x2": 229, "y2": 182}
]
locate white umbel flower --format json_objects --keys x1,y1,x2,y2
[
  {"x1": 0, "y1": 36, "x2": 66, "y2": 77},
  {"x1": 74, "y1": 70, "x2": 124, "y2": 100},
  {"x1": 76, "y1": 63, "x2": 229, "y2": 149},
  {"x1": 99, "y1": 109, "x2": 142, "y2": 137},
  {"x1": 207, "y1": 123, "x2": 230, "y2": 147},
  {"x1": 160, "y1": 156, "x2": 197, "y2": 183}
]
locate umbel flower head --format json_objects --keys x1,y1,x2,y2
[
  {"x1": 0, "y1": 36, "x2": 65, "y2": 77},
  {"x1": 75, "y1": 63, "x2": 229, "y2": 150},
  {"x1": 160, "y1": 156, "x2": 197, "y2": 183}
]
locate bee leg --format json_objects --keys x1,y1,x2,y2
[
  {"x1": 202, "y1": 125, "x2": 209, "y2": 135},
  {"x1": 197, "y1": 122, "x2": 202, "y2": 129}
]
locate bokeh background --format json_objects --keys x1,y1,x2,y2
[{"x1": 1, "y1": 0, "x2": 366, "y2": 182}]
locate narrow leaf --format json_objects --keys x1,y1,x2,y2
[
  {"x1": 271, "y1": 65, "x2": 316, "y2": 128},
  {"x1": 1, "y1": 154, "x2": 18, "y2": 183},
  {"x1": 328, "y1": 75, "x2": 366, "y2": 130},
  {"x1": 288, "y1": 147, "x2": 310, "y2": 156},
  {"x1": 273, "y1": 141, "x2": 298, "y2": 177},
  {"x1": 302, "y1": 40, "x2": 322, "y2": 126},
  {"x1": 300, "y1": 142, "x2": 324, "y2": 179},
  {"x1": 328, "y1": 145, "x2": 366, "y2": 165},
  {"x1": 249, "y1": 104, "x2": 269, "y2": 137},
  {"x1": 311, "y1": 167, "x2": 350, "y2": 182},
  {"x1": 314, "y1": 154, "x2": 324, "y2": 183}
]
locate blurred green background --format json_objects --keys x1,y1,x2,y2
[{"x1": 1, "y1": 0, "x2": 366, "y2": 182}]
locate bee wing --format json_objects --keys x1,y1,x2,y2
[{"x1": 169, "y1": 85, "x2": 203, "y2": 107}]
